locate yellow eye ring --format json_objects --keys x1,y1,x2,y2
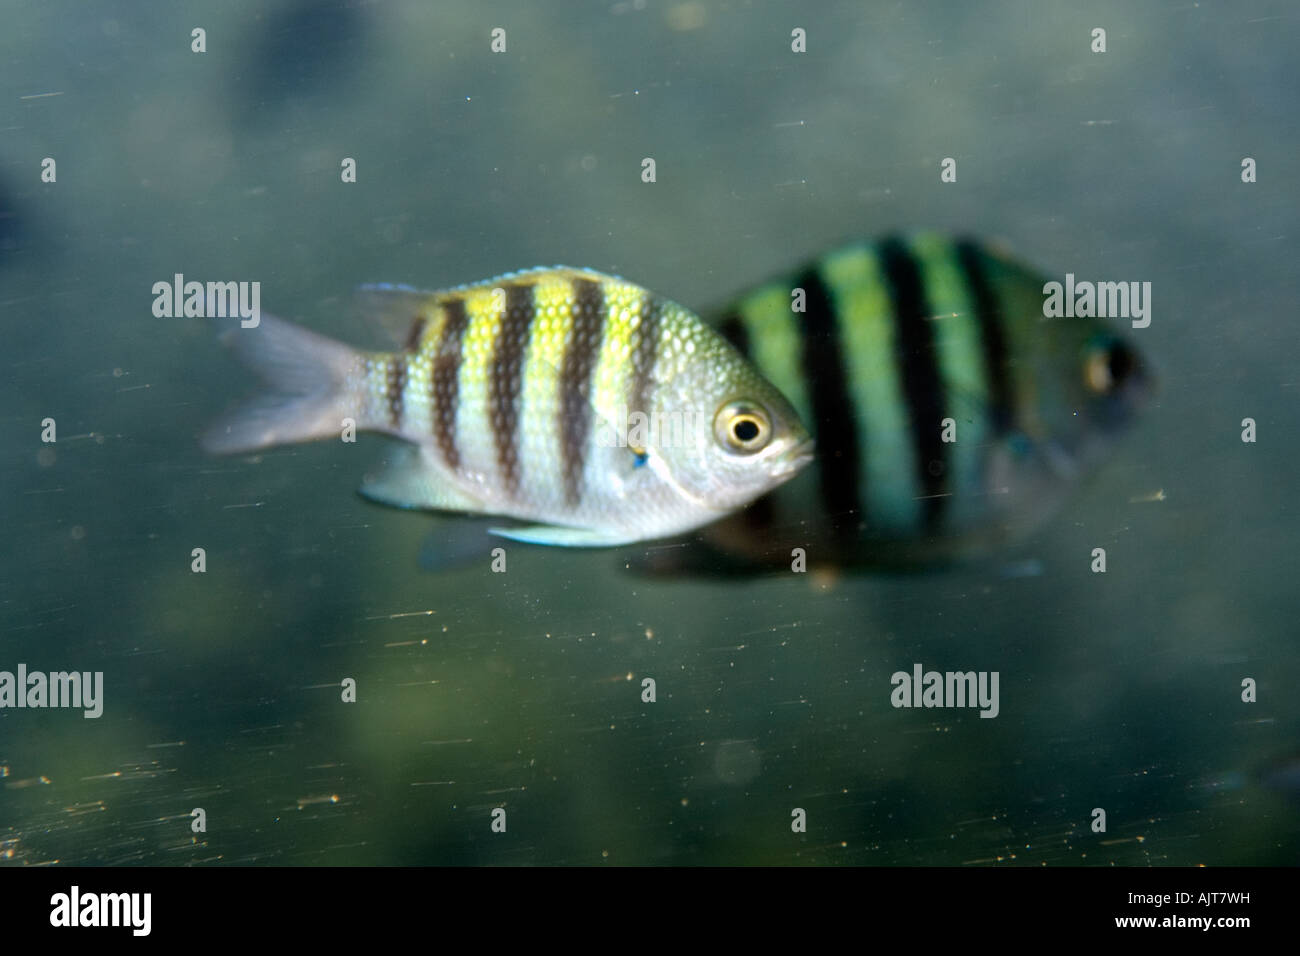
[
  {"x1": 1084, "y1": 348, "x2": 1114, "y2": 394},
  {"x1": 1084, "y1": 338, "x2": 1135, "y2": 395},
  {"x1": 714, "y1": 402, "x2": 773, "y2": 454}
]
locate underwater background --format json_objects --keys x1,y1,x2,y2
[{"x1": 1, "y1": 0, "x2": 1297, "y2": 865}]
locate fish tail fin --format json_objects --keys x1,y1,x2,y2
[{"x1": 202, "y1": 314, "x2": 366, "y2": 454}]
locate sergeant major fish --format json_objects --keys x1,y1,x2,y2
[
  {"x1": 203, "y1": 267, "x2": 813, "y2": 547},
  {"x1": 641, "y1": 233, "x2": 1153, "y2": 572}
]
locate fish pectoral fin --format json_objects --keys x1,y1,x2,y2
[
  {"x1": 488, "y1": 523, "x2": 632, "y2": 548},
  {"x1": 359, "y1": 446, "x2": 485, "y2": 513}
]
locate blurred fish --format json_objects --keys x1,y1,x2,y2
[
  {"x1": 204, "y1": 267, "x2": 813, "y2": 547},
  {"x1": 636, "y1": 234, "x2": 1153, "y2": 573},
  {"x1": 232, "y1": 0, "x2": 373, "y2": 127}
]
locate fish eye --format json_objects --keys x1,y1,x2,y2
[
  {"x1": 714, "y1": 402, "x2": 773, "y2": 454},
  {"x1": 1084, "y1": 337, "x2": 1138, "y2": 395}
]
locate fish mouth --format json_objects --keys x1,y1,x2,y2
[{"x1": 772, "y1": 439, "x2": 816, "y2": 479}]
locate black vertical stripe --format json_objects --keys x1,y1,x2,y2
[
  {"x1": 490, "y1": 284, "x2": 535, "y2": 499},
  {"x1": 878, "y1": 236, "x2": 946, "y2": 531},
  {"x1": 795, "y1": 267, "x2": 863, "y2": 538},
  {"x1": 718, "y1": 311, "x2": 750, "y2": 358},
  {"x1": 403, "y1": 315, "x2": 427, "y2": 354},
  {"x1": 561, "y1": 278, "x2": 605, "y2": 507},
  {"x1": 432, "y1": 299, "x2": 468, "y2": 472},
  {"x1": 954, "y1": 239, "x2": 1015, "y2": 436},
  {"x1": 628, "y1": 295, "x2": 663, "y2": 436},
  {"x1": 385, "y1": 354, "x2": 407, "y2": 429}
]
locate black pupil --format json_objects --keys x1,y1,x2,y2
[
  {"x1": 733, "y1": 418, "x2": 760, "y2": 443},
  {"x1": 1107, "y1": 344, "x2": 1134, "y2": 386}
]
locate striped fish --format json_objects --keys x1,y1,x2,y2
[
  {"x1": 203, "y1": 267, "x2": 813, "y2": 547},
  {"x1": 647, "y1": 234, "x2": 1153, "y2": 571}
]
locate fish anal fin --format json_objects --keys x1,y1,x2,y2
[{"x1": 488, "y1": 523, "x2": 631, "y2": 548}]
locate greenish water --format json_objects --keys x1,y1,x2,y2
[{"x1": 1, "y1": 0, "x2": 1297, "y2": 865}]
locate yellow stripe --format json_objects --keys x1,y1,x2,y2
[
  {"x1": 589, "y1": 279, "x2": 644, "y2": 454},
  {"x1": 820, "y1": 244, "x2": 920, "y2": 532},
  {"x1": 518, "y1": 274, "x2": 573, "y2": 510},
  {"x1": 454, "y1": 284, "x2": 506, "y2": 493},
  {"x1": 738, "y1": 284, "x2": 811, "y2": 426},
  {"x1": 909, "y1": 234, "x2": 989, "y2": 527}
]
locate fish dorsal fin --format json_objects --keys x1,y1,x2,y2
[{"x1": 354, "y1": 283, "x2": 441, "y2": 349}]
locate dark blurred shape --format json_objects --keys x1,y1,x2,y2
[
  {"x1": 233, "y1": 0, "x2": 374, "y2": 127},
  {"x1": 0, "y1": 172, "x2": 28, "y2": 267},
  {"x1": 1261, "y1": 751, "x2": 1300, "y2": 804}
]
